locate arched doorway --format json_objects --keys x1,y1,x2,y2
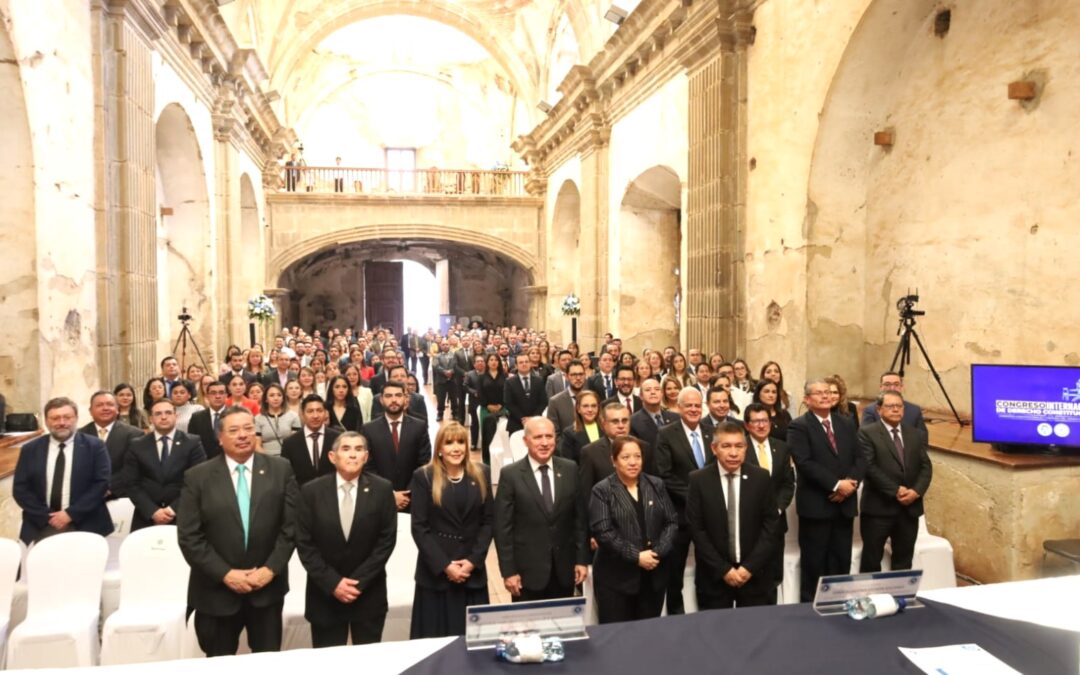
[
  {"x1": 0, "y1": 22, "x2": 38, "y2": 411},
  {"x1": 616, "y1": 165, "x2": 682, "y2": 353},
  {"x1": 155, "y1": 103, "x2": 214, "y2": 365},
  {"x1": 549, "y1": 180, "x2": 581, "y2": 344}
]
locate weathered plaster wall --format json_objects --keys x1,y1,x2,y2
[{"x1": 544, "y1": 158, "x2": 582, "y2": 345}]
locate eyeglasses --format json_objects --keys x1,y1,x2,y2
[
  {"x1": 747, "y1": 419, "x2": 770, "y2": 426},
  {"x1": 880, "y1": 403, "x2": 904, "y2": 410}
]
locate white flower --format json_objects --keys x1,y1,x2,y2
[
  {"x1": 561, "y1": 293, "x2": 581, "y2": 317},
  {"x1": 247, "y1": 294, "x2": 278, "y2": 322}
]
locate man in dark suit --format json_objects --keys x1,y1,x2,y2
[
  {"x1": 13, "y1": 397, "x2": 113, "y2": 543},
  {"x1": 362, "y1": 381, "x2": 431, "y2": 512},
  {"x1": 281, "y1": 395, "x2": 339, "y2": 486},
  {"x1": 177, "y1": 405, "x2": 298, "y2": 656},
  {"x1": 544, "y1": 350, "x2": 573, "y2": 398},
  {"x1": 858, "y1": 391, "x2": 933, "y2": 573},
  {"x1": 655, "y1": 386, "x2": 714, "y2": 614},
  {"x1": 861, "y1": 371, "x2": 927, "y2": 431},
  {"x1": 188, "y1": 381, "x2": 229, "y2": 460},
  {"x1": 161, "y1": 356, "x2": 183, "y2": 397},
  {"x1": 546, "y1": 359, "x2": 587, "y2": 437},
  {"x1": 495, "y1": 417, "x2": 589, "y2": 601},
  {"x1": 788, "y1": 379, "x2": 866, "y2": 602},
  {"x1": 743, "y1": 403, "x2": 795, "y2": 600},
  {"x1": 450, "y1": 336, "x2": 471, "y2": 423},
  {"x1": 80, "y1": 390, "x2": 144, "y2": 498},
  {"x1": 219, "y1": 352, "x2": 255, "y2": 386},
  {"x1": 295, "y1": 431, "x2": 397, "y2": 647},
  {"x1": 687, "y1": 421, "x2": 781, "y2": 609},
  {"x1": 587, "y1": 352, "x2": 617, "y2": 400},
  {"x1": 432, "y1": 341, "x2": 455, "y2": 421},
  {"x1": 504, "y1": 352, "x2": 547, "y2": 435},
  {"x1": 369, "y1": 365, "x2": 428, "y2": 422},
  {"x1": 579, "y1": 402, "x2": 631, "y2": 494},
  {"x1": 701, "y1": 386, "x2": 744, "y2": 433},
  {"x1": 124, "y1": 398, "x2": 206, "y2": 530},
  {"x1": 464, "y1": 354, "x2": 486, "y2": 447},
  {"x1": 630, "y1": 378, "x2": 679, "y2": 469},
  {"x1": 601, "y1": 365, "x2": 642, "y2": 415},
  {"x1": 403, "y1": 329, "x2": 425, "y2": 373},
  {"x1": 261, "y1": 357, "x2": 297, "y2": 389}
]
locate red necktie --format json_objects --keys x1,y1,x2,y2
[
  {"x1": 391, "y1": 420, "x2": 400, "y2": 452},
  {"x1": 822, "y1": 419, "x2": 838, "y2": 455}
]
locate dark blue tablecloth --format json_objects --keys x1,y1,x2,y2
[{"x1": 402, "y1": 599, "x2": 1077, "y2": 674}]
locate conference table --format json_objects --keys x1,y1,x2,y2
[{"x1": 12, "y1": 575, "x2": 1078, "y2": 674}]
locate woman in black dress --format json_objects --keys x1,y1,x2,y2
[
  {"x1": 753, "y1": 379, "x2": 792, "y2": 442},
  {"x1": 477, "y1": 353, "x2": 507, "y2": 463},
  {"x1": 408, "y1": 422, "x2": 493, "y2": 638},
  {"x1": 326, "y1": 374, "x2": 363, "y2": 432},
  {"x1": 827, "y1": 374, "x2": 859, "y2": 428},
  {"x1": 558, "y1": 390, "x2": 601, "y2": 464}
]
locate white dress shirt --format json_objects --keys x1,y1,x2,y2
[
  {"x1": 681, "y1": 421, "x2": 705, "y2": 465},
  {"x1": 305, "y1": 425, "x2": 327, "y2": 465},
  {"x1": 336, "y1": 472, "x2": 358, "y2": 508},
  {"x1": 46, "y1": 435, "x2": 75, "y2": 511},
  {"x1": 96, "y1": 422, "x2": 115, "y2": 440},
  {"x1": 719, "y1": 466, "x2": 742, "y2": 562},
  {"x1": 224, "y1": 454, "x2": 255, "y2": 494},
  {"x1": 527, "y1": 455, "x2": 555, "y2": 502},
  {"x1": 153, "y1": 431, "x2": 175, "y2": 461}
]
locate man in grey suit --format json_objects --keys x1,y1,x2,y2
[
  {"x1": 178, "y1": 406, "x2": 298, "y2": 656},
  {"x1": 544, "y1": 349, "x2": 573, "y2": 398},
  {"x1": 861, "y1": 371, "x2": 926, "y2": 431},
  {"x1": 79, "y1": 390, "x2": 144, "y2": 498},
  {"x1": 858, "y1": 391, "x2": 932, "y2": 573},
  {"x1": 494, "y1": 417, "x2": 589, "y2": 601},
  {"x1": 546, "y1": 358, "x2": 587, "y2": 436}
]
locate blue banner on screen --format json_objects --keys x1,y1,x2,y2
[{"x1": 971, "y1": 364, "x2": 1080, "y2": 446}]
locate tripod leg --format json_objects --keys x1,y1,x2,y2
[{"x1": 909, "y1": 329, "x2": 966, "y2": 426}]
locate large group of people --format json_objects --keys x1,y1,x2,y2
[{"x1": 10, "y1": 321, "x2": 933, "y2": 657}]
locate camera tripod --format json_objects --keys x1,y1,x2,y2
[
  {"x1": 890, "y1": 307, "x2": 965, "y2": 426},
  {"x1": 172, "y1": 307, "x2": 210, "y2": 375}
]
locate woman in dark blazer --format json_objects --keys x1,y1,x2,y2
[
  {"x1": 326, "y1": 374, "x2": 363, "y2": 432},
  {"x1": 408, "y1": 422, "x2": 494, "y2": 638},
  {"x1": 558, "y1": 390, "x2": 601, "y2": 464},
  {"x1": 753, "y1": 379, "x2": 792, "y2": 442},
  {"x1": 477, "y1": 354, "x2": 507, "y2": 464},
  {"x1": 589, "y1": 435, "x2": 678, "y2": 624}
]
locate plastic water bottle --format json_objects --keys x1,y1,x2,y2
[{"x1": 845, "y1": 593, "x2": 906, "y2": 620}]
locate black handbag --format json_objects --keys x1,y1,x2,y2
[{"x1": 4, "y1": 413, "x2": 38, "y2": 432}]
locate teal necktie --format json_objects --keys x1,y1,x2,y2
[{"x1": 236, "y1": 465, "x2": 250, "y2": 548}]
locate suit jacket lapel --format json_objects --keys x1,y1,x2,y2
[
  {"x1": 878, "y1": 423, "x2": 905, "y2": 471},
  {"x1": 248, "y1": 454, "x2": 271, "y2": 527},
  {"x1": 211, "y1": 457, "x2": 245, "y2": 533},
  {"x1": 519, "y1": 459, "x2": 550, "y2": 518}
]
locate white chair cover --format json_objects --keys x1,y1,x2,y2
[
  {"x1": 281, "y1": 549, "x2": 312, "y2": 650},
  {"x1": 101, "y1": 533, "x2": 124, "y2": 620},
  {"x1": 7, "y1": 532, "x2": 109, "y2": 669},
  {"x1": 384, "y1": 513, "x2": 417, "y2": 642},
  {"x1": 9, "y1": 539, "x2": 28, "y2": 633},
  {"x1": 107, "y1": 498, "x2": 136, "y2": 536},
  {"x1": 100, "y1": 525, "x2": 189, "y2": 665},
  {"x1": 507, "y1": 431, "x2": 528, "y2": 462},
  {"x1": 0, "y1": 538, "x2": 23, "y2": 668}
]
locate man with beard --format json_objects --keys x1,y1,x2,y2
[{"x1": 362, "y1": 382, "x2": 432, "y2": 512}]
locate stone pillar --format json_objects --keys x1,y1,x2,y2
[
  {"x1": 92, "y1": 0, "x2": 161, "y2": 386},
  {"x1": 214, "y1": 97, "x2": 242, "y2": 359},
  {"x1": 264, "y1": 288, "x2": 289, "y2": 342},
  {"x1": 682, "y1": 14, "x2": 751, "y2": 358},
  {"x1": 577, "y1": 121, "x2": 611, "y2": 352},
  {"x1": 435, "y1": 258, "x2": 450, "y2": 315}
]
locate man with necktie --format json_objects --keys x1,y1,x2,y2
[
  {"x1": 787, "y1": 379, "x2": 865, "y2": 602},
  {"x1": 601, "y1": 365, "x2": 642, "y2": 414},
  {"x1": 13, "y1": 397, "x2": 113, "y2": 543},
  {"x1": 655, "y1": 387, "x2": 714, "y2": 614},
  {"x1": 280, "y1": 395, "x2": 340, "y2": 486},
  {"x1": 504, "y1": 350, "x2": 547, "y2": 435},
  {"x1": 295, "y1": 432, "x2": 397, "y2": 647},
  {"x1": 629, "y1": 378, "x2": 679, "y2": 474},
  {"x1": 78, "y1": 390, "x2": 144, "y2": 498},
  {"x1": 178, "y1": 406, "x2": 298, "y2": 656},
  {"x1": 858, "y1": 391, "x2": 932, "y2": 573},
  {"x1": 362, "y1": 381, "x2": 432, "y2": 511},
  {"x1": 588, "y1": 352, "x2": 617, "y2": 400},
  {"x1": 188, "y1": 381, "x2": 229, "y2": 459},
  {"x1": 742, "y1": 403, "x2": 795, "y2": 601},
  {"x1": 687, "y1": 421, "x2": 781, "y2": 609}
]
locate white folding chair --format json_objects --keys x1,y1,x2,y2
[
  {"x1": 882, "y1": 516, "x2": 957, "y2": 590},
  {"x1": 281, "y1": 549, "x2": 312, "y2": 650},
  {"x1": 107, "y1": 498, "x2": 135, "y2": 536},
  {"x1": 7, "y1": 532, "x2": 109, "y2": 669},
  {"x1": 508, "y1": 431, "x2": 528, "y2": 462},
  {"x1": 100, "y1": 526, "x2": 189, "y2": 665},
  {"x1": 383, "y1": 513, "x2": 417, "y2": 642},
  {"x1": 0, "y1": 538, "x2": 23, "y2": 668},
  {"x1": 101, "y1": 498, "x2": 136, "y2": 620},
  {"x1": 9, "y1": 540, "x2": 29, "y2": 632}
]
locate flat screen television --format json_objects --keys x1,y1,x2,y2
[{"x1": 971, "y1": 364, "x2": 1080, "y2": 453}]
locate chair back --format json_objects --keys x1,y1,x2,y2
[
  {"x1": 117, "y1": 526, "x2": 188, "y2": 609},
  {"x1": 0, "y1": 539, "x2": 22, "y2": 624},
  {"x1": 25, "y1": 533, "x2": 108, "y2": 617},
  {"x1": 107, "y1": 499, "x2": 136, "y2": 536},
  {"x1": 387, "y1": 513, "x2": 417, "y2": 581},
  {"x1": 287, "y1": 548, "x2": 306, "y2": 590},
  {"x1": 508, "y1": 430, "x2": 528, "y2": 462}
]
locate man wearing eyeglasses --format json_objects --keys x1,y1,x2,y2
[
  {"x1": 857, "y1": 391, "x2": 932, "y2": 573},
  {"x1": 743, "y1": 403, "x2": 794, "y2": 603}
]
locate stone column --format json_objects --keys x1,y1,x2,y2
[
  {"x1": 435, "y1": 258, "x2": 450, "y2": 316},
  {"x1": 214, "y1": 92, "x2": 242, "y2": 359},
  {"x1": 681, "y1": 14, "x2": 752, "y2": 357},
  {"x1": 576, "y1": 119, "x2": 611, "y2": 353},
  {"x1": 92, "y1": 0, "x2": 162, "y2": 385}
]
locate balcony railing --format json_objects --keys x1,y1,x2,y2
[{"x1": 277, "y1": 166, "x2": 529, "y2": 197}]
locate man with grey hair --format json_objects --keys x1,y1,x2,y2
[
  {"x1": 655, "y1": 386, "x2": 714, "y2": 614},
  {"x1": 787, "y1": 379, "x2": 865, "y2": 602},
  {"x1": 13, "y1": 396, "x2": 113, "y2": 542}
]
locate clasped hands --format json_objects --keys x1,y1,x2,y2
[
  {"x1": 828, "y1": 478, "x2": 858, "y2": 503},
  {"x1": 47, "y1": 510, "x2": 73, "y2": 530},
  {"x1": 444, "y1": 559, "x2": 476, "y2": 584},
  {"x1": 895, "y1": 486, "x2": 920, "y2": 506},
  {"x1": 723, "y1": 566, "x2": 752, "y2": 588},
  {"x1": 152, "y1": 506, "x2": 176, "y2": 524},
  {"x1": 223, "y1": 567, "x2": 275, "y2": 594},
  {"x1": 503, "y1": 565, "x2": 588, "y2": 597},
  {"x1": 638, "y1": 549, "x2": 660, "y2": 571}
]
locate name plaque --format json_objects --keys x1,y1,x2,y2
[
  {"x1": 465, "y1": 597, "x2": 590, "y2": 650},
  {"x1": 813, "y1": 569, "x2": 924, "y2": 616}
]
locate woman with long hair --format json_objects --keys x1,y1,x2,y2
[
  {"x1": 826, "y1": 374, "x2": 859, "y2": 427},
  {"x1": 477, "y1": 353, "x2": 508, "y2": 464},
  {"x1": 225, "y1": 374, "x2": 259, "y2": 416},
  {"x1": 732, "y1": 358, "x2": 755, "y2": 392},
  {"x1": 660, "y1": 375, "x2": 682, "y2": 411},
  {"x1": 326, "y1": 374, "x2": 363, "y2": 432},
  {"x1": 528, "y1": 345, "x2": 553, "y2": 381},
  {"x1": 245, "y1": 348, "x2": 267, "y2": 380},
  {"x1": 408, "y1": 422, "x2": 493, "y2": 638},
  {"x1": 647, "y1": 351, "x2": 664, "y2": 378},
  {"x1": 114, "y1": 382, "x2": 146, "y2": 430},
  {"x1": 669, "y1": 353, "x2": 694, "y2": 388},
  {"x1": 185, "y1": 364, "x2": 204, "y2": 384},
  {"x1": 708, "y1": 352, "x2": 726, "y2": 374},
  {"x1": 567, "y1": 341, "x2": 581, "y2": 359},
  {"x1": 344, "y1": 364, "x2": 373, "y2": 423},
  {"x1": 632, "y1": 359, "x2": 653, "y2": 397},
  {"x1": 170, "y1": 379, "x2": 203, "y2": 433},
  {"x1": 142, "y1": 377, "x2": 167, "y2": 420},
  {"x1": 255, "y1": 383, "x2": 300, "y2": 456},
  {"x1": 298, "y1": 366, "x2": 317, "y2": 398},
  {"x1": 558, "y1": 390, "x2": 601, "y2": 464},
  {"x1": 197, "y1": 374, "x2": 217, "y2": 408},
  {"x1": 752, "y1": 379, "x2": 792, "y2": 442},
  {"x1": 759, "y1": 361, "x2": 791, "y2": 410},
  {"x1": 284, "y1": 379, "x2": 304, "y2": 416}
]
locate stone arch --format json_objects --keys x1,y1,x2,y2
[
  {"x1": 548, "y1": 180, "x2": 581, "y2": 343},
  {"x1": 0, "y1": 21, "x2": 38, "y2": 411},
  {"x1": 155, "y1": 103, "x2": 214, "y2": 365},
  {"x1": 269, "y1": 1, "x2": 536, "y2": 127},
  {"x1": 616, "y1": 165, "x2": 681, "y2": 353}
]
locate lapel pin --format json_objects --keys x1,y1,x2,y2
[
  {"x1": 556, "y1": 472, "x2": 562, "y2": 478},
  {"x1": 364, "y1": 487, "x2": 370, "y2": 493},
  {"x1": 743, "y1": 475, "x2": 748, "y2": 480},
  {"x1": 648, "y1": 500, "x2": 654, "y2": 506},
  {"x1": 258, "y1": 469, "x2": 265, "y2": 475}
]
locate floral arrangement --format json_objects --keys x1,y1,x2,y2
[
  {"x1": 247, "y1": 294, "x2": 277, "y2": 322},
  {"x1": 561, "y1": 293, "x2": 581, "y2": 317}
]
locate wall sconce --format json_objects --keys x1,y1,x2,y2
[
  {"x1": 1007, "y1": 81, "x2": 1037, "y2": 101},
  {"x1": 874, "y1": 130, "x2": 894, "y2": 148}
]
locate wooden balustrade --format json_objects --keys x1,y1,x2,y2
[{"x1": 277, "y1": 166, "x2": 528, "y2": 196}]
